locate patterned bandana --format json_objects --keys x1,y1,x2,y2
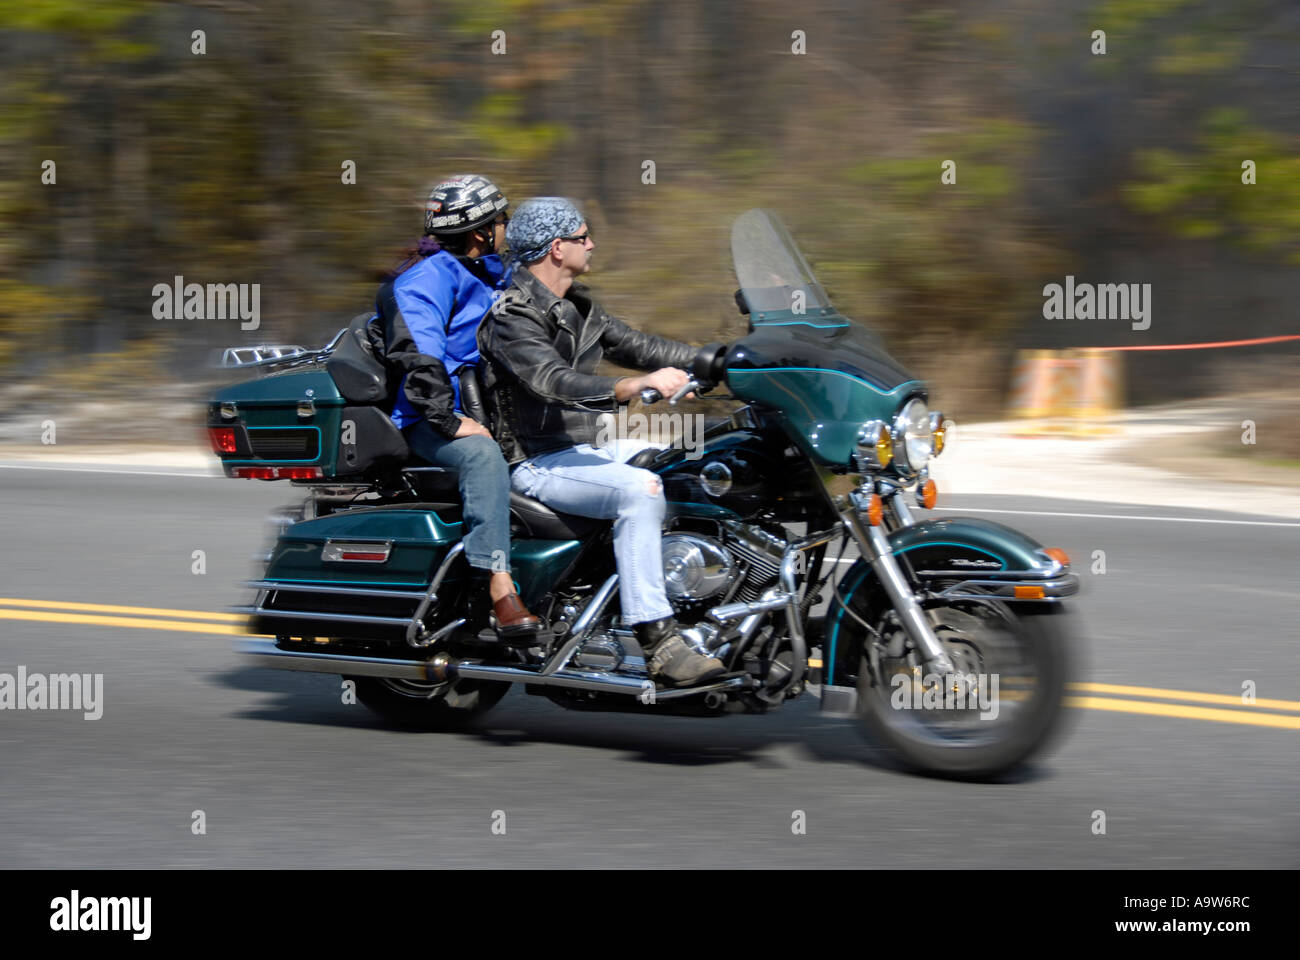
[{"x1": 505, "y1": 197, "x2": 584, "y2": 265}]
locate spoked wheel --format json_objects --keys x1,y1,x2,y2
[
  {"x1": 853, "y1": 598, "x2": 1072, "y2": 779},
  {"x1": 348, "y1": 675, "x2": 510, "y2": 729}
]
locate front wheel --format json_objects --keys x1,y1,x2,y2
[
  {"x1": 853, "y1": 600, "x2": 1073, "y2": 779},
  {"x1": 347, "y1": 675, "x2": 510, "y2": 729}
]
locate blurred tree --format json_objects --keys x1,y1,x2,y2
[
  {"x1": 1126, "y1": 109, "x2": 1300, "y2": 260},
  {"x1": 1, "y1": 0, "x2": 1293, "y2": 421}
]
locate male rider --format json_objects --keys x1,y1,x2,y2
[
  {"x1": 477, "y1": 197, "x2": 725, "y2": 686},
  {"x1": 376, "y1": 174, "x2": 540, "y2": 639}
]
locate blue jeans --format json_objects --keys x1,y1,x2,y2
[
  {"x1": 510, "y1": 440, "x2": 672, "y2": 626},
  {"x1": 405, "y1": 421, "x2": 512, "y2": 574}
]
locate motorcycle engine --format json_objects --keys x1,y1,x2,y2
[
  {"x1": 661, "y1": 524, "x2": 787, "y2": 616},
  {"x1": 662, "y1": 534, "x2": 734, "y2": 604}
]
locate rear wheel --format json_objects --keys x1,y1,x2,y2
[
  {"x1": 851, "y1": 597, "x2": 1072, "y2": 779},
  {"x1": 348, "y1": 675, "x2": 510, "y2": 729}
]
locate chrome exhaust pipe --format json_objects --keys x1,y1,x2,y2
[
  {"x1": 239, "y1": 638, "x2": 747, "y2": 700},
  {"x1": 456, "y1": 661, "x2": 747, "y2": 700},
  {"x1": 237, "y1": 638, "x2": 435, "y2": 680}
]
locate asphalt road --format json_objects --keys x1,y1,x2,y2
[{"x1": 1, "y1": 465, "x2": 1297, "y2": 868}]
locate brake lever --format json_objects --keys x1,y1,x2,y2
[{"x1": 669, "y1": 379, "x2": 702, "y2": 406}]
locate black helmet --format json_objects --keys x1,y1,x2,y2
[{"x1": 423, "y1": 174, "x2": 509, "y2": 236}]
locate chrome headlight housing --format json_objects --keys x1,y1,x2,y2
[
  {"x1": 854, "y1": 420, "x2": 893, "y2": 471},
  {"x1": 891, "y1": 399, "x2": 933, "y2": 476}
]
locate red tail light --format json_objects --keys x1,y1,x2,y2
[
  {"x1": 231, "y1": 466, "x2": 324, "y2": 480},
  {"x1": 208, "y1": 427, "x2": 238, "y2": 454}
]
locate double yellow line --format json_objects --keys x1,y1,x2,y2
[
  {"x1": 4, "y1": 597, "x2": 1299, "y2": 730},
  {"x1": 0, "y1": 597, "x2": 247, "y2": 636},
  {"x1": 1064, "y1": 683, "x2": 1300, "y2": 730}
]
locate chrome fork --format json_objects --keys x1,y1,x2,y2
[{"x1": 842, "y1": 490, "x2": 955, "y2": 675}]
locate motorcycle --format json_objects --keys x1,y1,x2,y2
[{"x1": 212, "y1": 208, "x2": 1079, "y2": 778}]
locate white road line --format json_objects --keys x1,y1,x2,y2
[
  {"x1": 0, "y1": 462, "x2": 220, "y2": 479},
  {"x1": 933, "y1": 506, "x2": 1300, "y2": 528},
  {"x1": 1212, "y1": 584, "x2": 1300, "y2": 600}
]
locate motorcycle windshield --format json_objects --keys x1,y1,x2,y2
[
  {"x1": 731, "y1": 208, "x2": 839, "y2": 324},
  {"x1": 727, "y1": 209, "x2": 924, "y2": 467}
]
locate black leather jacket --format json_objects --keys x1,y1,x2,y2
[{"x1": 478, "y1": 267, "x2": 696, "y2": 464}]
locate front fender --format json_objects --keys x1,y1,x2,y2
[
  {"x1": 889, "y1": 516, "x2": 1060, "y2": 577},
  {"x1": 823, "y1": 516, "x2": 1077, "y2": 686}
]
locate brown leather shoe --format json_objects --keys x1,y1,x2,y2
[{"x1": 492, "y1": 593, "x2": 542, "y2": 639}]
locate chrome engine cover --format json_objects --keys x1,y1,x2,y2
[
  {"x1": 661, "y1": 534, "x2": 736, "y2": 603},
  {"x1": 574, "y1": 635, "x2": 626, "y2": 671}
]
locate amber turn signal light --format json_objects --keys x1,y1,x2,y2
[
  {"x1": 1013, "y1": 585, "x2": 1046, "y2": 599},
  {"x1": 866, "y1": 493, "x2": 883, "y2": 526},
  {"x1": 1043, "y1": 547, "x2": 1070, "y2": 567},
  {"x1": 918, "y1": 478, "x2": 938, "y2": 509}
]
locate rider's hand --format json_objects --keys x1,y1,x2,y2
[
  {"x1": 638, "y1": 367, "x2": 693, "y2": 401},
  {"x1": 453, "y1": 416, "x2": 492, "y2": 439}
]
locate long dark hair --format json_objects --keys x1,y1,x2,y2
[{"x1": 377, "y1": 235, "x2": 442, "y2": 281}]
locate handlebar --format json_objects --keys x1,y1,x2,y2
[
  {"x1": 640, "y1": 379, "x2": 703, "y2": 406},
  {"x1": 637, "y1": 343, "x2": 730, "y2": 406}
]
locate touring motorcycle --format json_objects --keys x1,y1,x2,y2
[{"x1": 212, "y1": 208, "x2": 1079, "y2": 778}]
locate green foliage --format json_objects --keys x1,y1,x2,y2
[
  {"x1": 848, "y1": 120, "x2": 1035, "y2": 206},
  {"x1": 1153, "y1": 34, "x2": 1245, "y2": 75},
  {"x1": 1094, "y1": 0, "x2": 1196, "y2": 34},
  {"x1": 1088, "y1": 0, "x2": 1262, "y2": 81},
  {"x1": 468, "y1": 94, "x2": 568, "y2": 163},
  {"x1": 1125, "y1": 109, "x2": 1300, "y2": 261},
  {"x1": 0, "y1": 0, "x2": 156, "y2": 60},
  {"x1": 837, "y1": 118, "x2": 1045, "y2": 342},
  {"x1": 0, "y1": 0, "x2": 149, "y2": 32}
]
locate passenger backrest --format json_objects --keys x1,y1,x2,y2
[
  {"x1": 456, "y1": 363, "x2": 489, "y2": 426},
  {"x1": 326, "y1": 313, "x2": 391, "y2": 404}
]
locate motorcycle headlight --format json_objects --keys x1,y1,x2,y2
[
  {"x1": 892, "y1": 399, "x2": 933, "y2": 475},
  {"x1": 855, "y1": 420, "x2": 893, "y2": 470}
]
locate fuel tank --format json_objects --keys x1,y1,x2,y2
[{"x1": 641, "y1": 412, "x2": 825, "y2": 522}]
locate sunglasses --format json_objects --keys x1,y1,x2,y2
[{"x1": 558, "y1": 230, "x2": 591, "y2": 244}]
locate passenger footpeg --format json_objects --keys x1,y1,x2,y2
[{"x1": 476, "y1": 624, "x2": 554, "y2": 647}]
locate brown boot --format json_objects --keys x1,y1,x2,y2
[{"x1": 492, "y1": 593, "x2": 542, "y2": 640}]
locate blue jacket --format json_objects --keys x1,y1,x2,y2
[{"x1": 374, "y1": 250, "x2": 511, "y2": 438}]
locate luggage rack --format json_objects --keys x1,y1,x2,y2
[{"x1": 218, "y1": 328, "x2": 346, "y2": 371}]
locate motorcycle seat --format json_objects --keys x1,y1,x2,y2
[
  {"x1": 508, "y1": 491, "x2": 607, "y2": 540},
  {"x1": 400, "y1": 466, "x2": 606, "y2": 540}
]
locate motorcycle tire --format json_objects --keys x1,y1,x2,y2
[
  {"x1": 348, "y1": 675, "x2": 510, "y2": 729},
  {"x1": 853, "y1": 602, "x2": 1074, "y2": 780}
]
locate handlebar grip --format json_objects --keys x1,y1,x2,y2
[{"x1": 639, "y1": 388, "x2": 663, "y2": 405}]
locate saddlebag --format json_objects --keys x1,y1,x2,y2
[{"x1": 209, "y1": 315, "x2": 412, "y2": 480}]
